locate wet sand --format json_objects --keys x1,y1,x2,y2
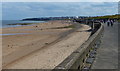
[{"x1": 2, "y1": 20, "x2": 91, "y2": 69}]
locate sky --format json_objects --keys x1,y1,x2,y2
[
  {"x1": 1, "y1": 0, "x2": 119, "y2": 2},
  {"x1": 2, "y1": 2, "x2": 118, "y2": 20}
]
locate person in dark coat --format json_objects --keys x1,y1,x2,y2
[
  {"x1": 110, "y1": 20, "x2": 114, "y2": 27},
  {"x1": 107, "y1": 19, "x2": 110, "y2": 26}
]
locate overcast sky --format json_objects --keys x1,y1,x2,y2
[
  {"x1": 1, "y1": 0, "x2": 119, "y2": 2},
  {"x1": 2, "y1": 2, "x2": 118, "y2": 20}
]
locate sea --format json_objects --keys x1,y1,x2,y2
[{"x1": 0, "y1": 20, "x2": 46, "y2": 28}]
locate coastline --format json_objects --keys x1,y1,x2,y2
[
  {"x1": 2, "y1": 20, "x2": 46, "y2": 28},
  {"x1": 2, "y1": 20, "x2": 91, "y2": 69},
  {"x1": 2, "y1": 20, "x2": 73, "y2": 67}
]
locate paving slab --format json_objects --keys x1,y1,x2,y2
[{"x1": 91, "y1": 22, "x2": 118, "y2": 69}]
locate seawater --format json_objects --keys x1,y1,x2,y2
[{"x1": 1, "y1": 20, "x2": 46, "y2": 28}]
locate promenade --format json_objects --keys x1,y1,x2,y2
[{"x1": 91, "y1": 22, "x2": 118, "y2": 69}]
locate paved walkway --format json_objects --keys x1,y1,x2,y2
[{"x1": 91, "y1": 22, "x2": 118, "y2": 69}]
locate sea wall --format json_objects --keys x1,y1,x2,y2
[{"x1": 54, "y1": 21, "x2": 104, "y2": 70}]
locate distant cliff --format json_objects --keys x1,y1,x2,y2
[
  {"x1": 22, "y1": 16, "x2": 75, "y2": 21},
  {"x1": 22, "y1": 18, "x2": 51, "y2": 21}
]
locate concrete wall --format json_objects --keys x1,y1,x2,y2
[{"x1": 54, "y1": 22, "x2": 104, "y2": 70}]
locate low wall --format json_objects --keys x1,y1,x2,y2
[{"x1": 54, "y1": 22, "x2": 104, "y2": 70}]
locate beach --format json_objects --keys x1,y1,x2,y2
[{"x1": 2, "y1": 20, "x2": 91, "y2": 69}]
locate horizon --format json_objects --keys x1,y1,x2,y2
[{"x1": 2, "y1": 2, "x2": 118, "y2": 20}]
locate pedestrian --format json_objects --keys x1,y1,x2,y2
[
  {"x1": 107, "y1": 19, "x2": 110, "y2": 26},
  {"x1": 110, "y1": 20, "x2": 114, "y2": 27}
]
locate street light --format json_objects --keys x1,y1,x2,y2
[{"x1": 92, "y1": 19, "x2": 95, "y2": 31}]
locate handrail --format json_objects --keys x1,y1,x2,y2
[{"x1": 54, "y1": 22, "x2": 104, "y2": 70}]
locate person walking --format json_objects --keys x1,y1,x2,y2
[
  {"x1": 110, "y1": 20, "x2": 114, "y2": 27},
  {"x1": 107, "y1": 19, "x2": 110, "y2": 27}
]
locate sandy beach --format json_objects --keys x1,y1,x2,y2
[{"x1": 2, "y1": 20, "x2": 91, "y2": 69}]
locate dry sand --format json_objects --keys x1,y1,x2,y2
[{"x1": 2, "y1": 20, "x2": 91, "y2": 69}]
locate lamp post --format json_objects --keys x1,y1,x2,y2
[{"x1": 92, "y1": 19, "x2": 95, "y2": 31}]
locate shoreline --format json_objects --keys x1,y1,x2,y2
[
  {"x1": 2, "y1": 20, "x2": 47, "y2": 28},
  {"x1": 2, "y1": 20, "x2": 73, "y2": 67},
  {"x1": 2, "y1": 20, "x2": 91, "y2": 69}
]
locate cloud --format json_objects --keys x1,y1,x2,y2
[
  {"x1": 1, "y1": 0, "x2": 120, "y2": 2},
  {"x1": 2, "y1": 2, "x2": 118, "y2": 20}
]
